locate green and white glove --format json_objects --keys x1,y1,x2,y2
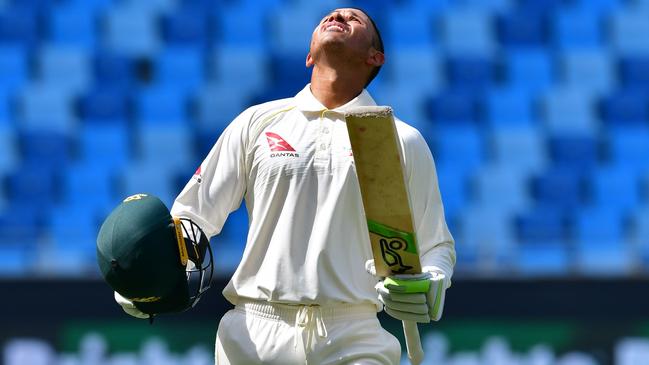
[
  {"x1": 366, "y1": 260, "x2": 449, "y2": 323},
  {"x1": 114, "y1": 291, "x2": 149, "y2": 319}
]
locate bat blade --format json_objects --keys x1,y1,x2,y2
[{"x1": 345, "y1": 106, "x2": 422, "y2": 277}]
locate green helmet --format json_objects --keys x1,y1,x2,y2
[{"x1": 96, "y1": 193, "x2": 213, "y2": 316}]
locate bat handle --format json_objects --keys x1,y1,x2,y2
[{"x1": 403, "y1": 320, "x2": 424, "y2": 365}]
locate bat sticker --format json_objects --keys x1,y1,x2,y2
[{"x1": 379, "y1": 237, "x2": 413, "y2": 273}]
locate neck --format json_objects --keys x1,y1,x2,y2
[{"x1": 309, "y1": 65, "x2": 366, "y2": 109}]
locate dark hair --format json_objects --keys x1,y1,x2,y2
[{"x1": 351, "y1": 8, "x2": 384, "y2": 87}]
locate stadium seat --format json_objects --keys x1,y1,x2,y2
[
  {"x1": 440, "y1": 9, "x2": 495, "y2": 56},
  {"x1": 93, "y1": 51, "x2": 136, "y2": 92},
  {"x1": 5, "y1": 165, "x2": 58, "y2": 210},
  {"x1": 162, "y1": 4, "x2": 210, "y2": 47},
  {"x1": 371, "y1": 83, "x2": 429, "y2": 130},
  {"x1": 430, "y1": 125, "x2": 485, "y2": 174},
  {"x1": 0, "y1": 6, "x2": 40, "y2": 47},
  {"x1": 619, "y1": 56, "x2": 649, "y2": 91},
  {"x1": 484, "y1": 87, "x2": 533, "y2": 126},
  {"x1": 0, "y1": 45, "x2": 28, "y2": 92},
  {"x1": 435, "y1": 165, "x2": 469, "y2": 220},
  {"x1": 600, "y1": 89, "x2": 649, "y2": 126},
  {"x1": 135, "y1": 124, "x2": 195, "y2": 171},
  {"x1": 490, "y1": 126, "x2": 547, "y2": 174},
  {"x1": 17, "y1": 83, "x2": 76, "y2": 132},
  {"x1": 135, "y1": 86, "x2": 188, "y2": 124},
  {"x1": 516, "y1": 241, "x2": 570, "y2": 276},
  {"x1": 38, "y1": 46, "x2": 91, "y2": 93},
  {"x1": 561, "y1": 50, "x2": 615, "y2": 95},
  {"x1": 210, "y1": 46, "x2": 269, "y2": 93},
  {"x1": 552, "y1": 8, "x2": 602, "y2": 50},
  {"x1": 530, "y1": 169, "x2": 585, "y2": 211},
  {"x1": 606, "y1": 126, "x2": 649, "y2": 172},
  {"x1": 472, "y1": 165, "x2": 530, "y2": 213},
  {"x1": 216, "y1": 2, "x2": 269, "y2": 48},
  {"x1": 383, "y1": 4, "x2": 435, "y2": 49},
  {"x1": 0, "y1": 127, "x2": 18, "y2": 175},
  {"x1": 48, "y1": 4, "x2": 97, "y2": 48},
  {"x1": 154, "y1": 46, "x2": 205, "y2": 93},
  {"x1": 265, "y1": 52, "x2": 312, "y2": 99},
  {"x1": 516, "y1": 206, "x2": 569, "y2": 243},
  {"x1": 548, "y1": 133, "x2": 600, "y2": 173},
  {"x1": 0, "y1": 246, "x2": 30, "y2": 275},
  {"x1": 497, "y1": 10, "x2": 547, "y2": 49},
  {"x1": 269, "y1": 5, "x2": 323, "y2": 55},
  {"x1": 610, "y1": 9, "x2": 649, "y2": 56},
  {"x1": 588, "y1": 166, "x2": 641, "y2": 213},
  {"x1": 194, "y1": 82, "x2": 249, "y2": 132},
  {"x1": 446, "y1": 56, "x2": 495, "y2": 92},
  {"x1": 19, "y1": 130, "x2": 72, "y2": 168},
  {"x1": 61, "y1": 164, "x2": 115, "y2": 212},
  {"x1": 384, "y1": 45, "x2": 443, "y2": 94},
  {"x1": 79, "y1": 87, "x2": 130, "y2": 121},
  {"x1": 542, "y1": 88, "x2": 597, "y2": 133},
  {"x1": 103, "y1": 4, "x2": 161, "y2": 57},
  {"x1": 78, "y1": 122, "x2": 131, "y2": 169},
  {"x1": 505, "y1": 48, "x2": 554, "y2": 92},
  {"x1": 427, "y1": 90, "x2": 478, "y2": 124}
]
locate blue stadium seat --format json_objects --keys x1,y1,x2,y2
[
  {"x1": 162, "y1": 5, "x2": 210, "y2": 47},
  {"x1": 217, "y1": 203, "x2": 249, "y2": 248},
  {"x1": 0, "y1": 246, "x2": 30, "y2": 275},
  {"x1": 48, "y1": 204, "x2": 99, "y2": 257},
  {"x1": 119, "y1": 162, "x2": 177, "y2": 207},
  {"x1": 49, "y1": 4, "x2": 97, "y2": 48},
  {"x1": 446, "y1": 56, "x2": 495, "y2": 92},
  {"x1": 570, "y1": 0, "x2": 621, "y2": 14},
  {"x1": 370, "y1": 83, "x2": 429, "y2": 130},
  {"x1": 78, "y1": 122, "x2": 131, "y2": 169},
  {"x1": 265, "y1": 52, "x2": 311, "y2": 99},
  {"x1": 435, "y1": 165, "x2": 469, "y2": 220},
  {"x1": 610, "y1": 9, "x2": 649, "y2": 56},
  {"x1": 217, "y1": 2, "x2": 268, "y2": 48},
  {"x1": 497, "y1": 10, "x2": 546, "y2": 49},
  {"x1": 531, "y1": 169, "x2": 584, "y2": 210},
  {"x1": 484, "y1": 87, "x2": 533, "y2": 126},
  {"x1": 38, "y1": 46, "x2": 91, "y2": 93},
  {"x1": 548, "y1": 133, "x2": 600, "y2": 173},
  {"x1": 619, "y1": 56, "x2": 649, "y2": 91},
  {"x1": 79, "y1": 87, "x2": 129, "y2": 121},
  {"x1": 472, "y1": 166, "x2": 530, "y2": 213},
  {"x1": 103, "y1": 4, "x2": 161, "y2": 57},
  {"x1": 561, "y1": 50, "x2": 614, "y2": 95},
  {"x1": 93, "y1": 51, "x2": 135, "y2": 92},
  {"x1": 0, "y1": 126, "x2": 18, "y2": 175},
  {"x1": 430, "y1": 125, "x2": 485, "y2": 173},
  {"x1": 542, "y1": 88, "x2": 597, "y2": 133},
  {"x1": 0, "y1": 203, "x2": 43, "y2": 245},
  {"x1": 18, "y1": 83, "x2": 76, "y2": 132},
  {"x1": 0, "y1": 45, "x2": 28, "y2": 92},
  {"x1": 491, "y1": 126, "x2": 547, "y2": 174},
  {"x1": 516, "y1": 241, "x2": 570, "y2": 275},
  {"x1": 385, "y1": 46, "x2": 442, "y2": 94},
  {"x1": 600, "y1": 89, "x2": 649, "y2": 125},
  {"x1": 62, "y1": 164, "x2": 115, "y2": 212},
  {"x1": 269, "y1": 5, "x2": 322, "y2": 54},
  {"x1": 136, "y1": 124, "x2": 195, "y2": 171},
  {"x1": 427, "y1": 90, "x2": 478, "y2": 124},
  {"x1": 606, "y1": 126, "x2": 649, "y2": 172},
  {"x1": 210, "y1": 46, "x2": 269, "y2": 93},
  {"x1": 440, "y1": 9, "x2": 495, "y2": 56},
  {"x1": 516, "y1": 206, "x2": 569, "y2": 243},
  {"x1": 154, "y1": 46, "x2": 204, "y2": 93},
  {"x1": 505, "y1": 48, "x2": 554, "y2": 92},
  {"x1": 0, "y1": 89, "x2": 10, "y2": 124},
  {"x1": 552, "y1": 8, "x2": 602, "y2": 50},
  {"x1": 633, "y1": 208, "x2": 649, "y2": 263},
  {"x1": 135, "y1": 86, "x2": 187, "y2": 124},
  {"x1": 19, "y1": 130, "x2": 71, "y2": 168},
  {"x1": 383, "y1": 4, "x2": 435, "y2": 49},
  {"x1": 194, "y1": 82, "x2": 249, "y2": 132},
  {"x1": 588, "y1": 166, "x2": 641, "y2": 213},
  {"x1": 574, "y1": 208, "x2": 631, "y2": 276},
  {"x1": 0, "y1": 6, "x2": 40, "y2": 47},
  {"x1": 6, "y1": 165, "x2": 58, "y2": 209},
  {"x1": 457, "y1": 206, "x2": 516, "y2": 270}
]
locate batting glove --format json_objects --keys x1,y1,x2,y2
[
  {"x1": 114, "y1": 291, "x2": 149, "y2": 319},
  {"x1": 366, "y1": 260, "x2": 449, "y2": 323}
]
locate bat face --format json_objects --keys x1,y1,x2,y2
[{"x1": 345, "y1": 106, "x2": 422, "y2": 277}]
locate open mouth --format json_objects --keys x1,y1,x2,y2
[{"x1": 323, "y1": 22, "x2": 347, "y2": 33}]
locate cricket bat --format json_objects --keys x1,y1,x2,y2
[{"x1": 345, "y1": 106, "x2": 425, "y2": 365}]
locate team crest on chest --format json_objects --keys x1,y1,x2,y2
[{"x1": 265, "y1": 132, "x2": 300, "y2": 158}]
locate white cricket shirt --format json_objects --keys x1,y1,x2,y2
[{"x1": 171, "y1": 85, "x2": 455, "y2": 307}]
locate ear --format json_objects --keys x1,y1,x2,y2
[
  {"x1": 366, "y1": 49, "x2": 385, "y2": 68},
  {"x1": 306, "y1": 52, "x2": 315, "y2": 68}
]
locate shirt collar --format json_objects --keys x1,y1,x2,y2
[{"x1": 293, "y1": 84, "x2": 377, "y2": 113}]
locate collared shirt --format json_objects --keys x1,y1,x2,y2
[{"x1": 171, "y1": 85, "x2": 455, "y2": 307}]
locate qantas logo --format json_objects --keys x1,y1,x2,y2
[{"x1": 265, "y1": 132, "x2": 299, "y2": 157}]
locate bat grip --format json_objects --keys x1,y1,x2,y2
[{"x1": 403, "y1": 320, "x2": 424, "y2": 365}]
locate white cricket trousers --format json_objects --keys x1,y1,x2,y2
[{"x1": 215, "y1": 299, "x2": 401, "y2": 365}]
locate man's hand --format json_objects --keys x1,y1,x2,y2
[
  {"x1": 376, "y1": 271, "x2": 447, "y2": 323},
  {"x1": 114, "y1": 292, "x2": 149, "y2": 319},
  {"x1": 366, "y1": 260, "x2": 448, "y2": 323}
]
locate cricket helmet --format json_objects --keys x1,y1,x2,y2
[{"x1": 96, "y1": 193, "x2": 213, "y2": 316}]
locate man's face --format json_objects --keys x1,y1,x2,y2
[{"x1": 309, "y1": 8, "x2": 377, "y2": 60}]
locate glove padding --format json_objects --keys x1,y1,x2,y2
[
  {"x1": 114, "y1": 292, "x2": 149, "y2": 319},
  {"x1": 366, "y1": 260, "x2": 448, "y2": 323}
]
